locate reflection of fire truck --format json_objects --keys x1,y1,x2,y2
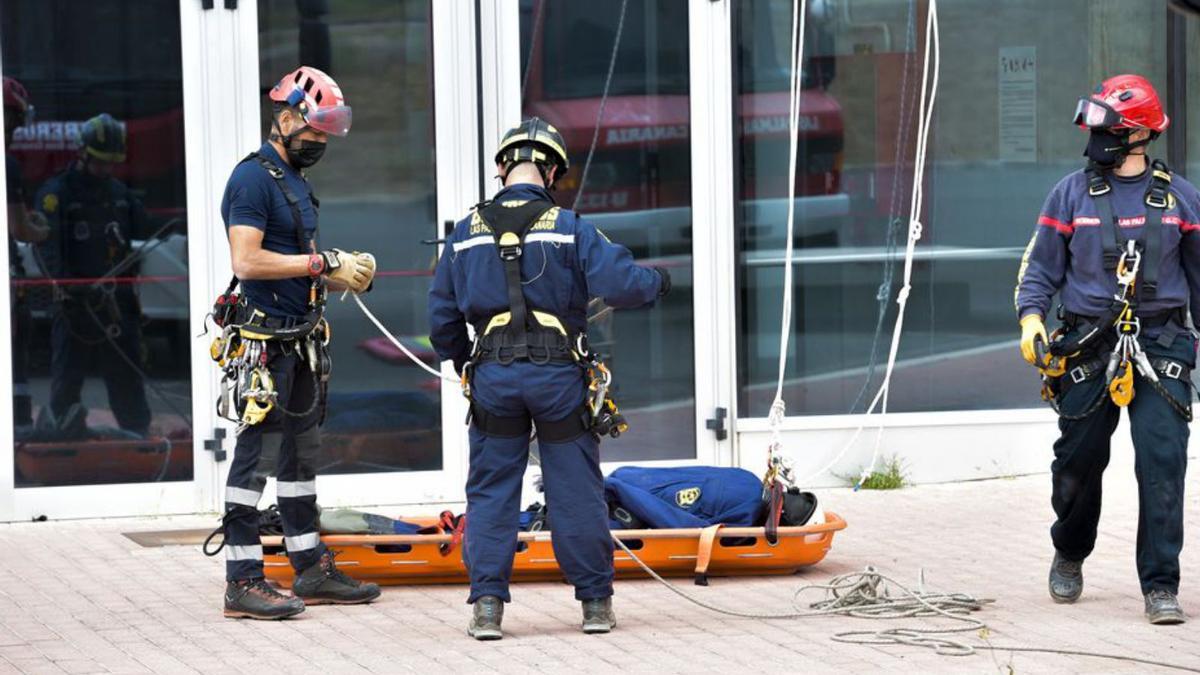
[{"x1": 519, "y1": 0, "x2": 848, "y2": 259}]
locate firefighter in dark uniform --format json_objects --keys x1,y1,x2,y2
[
  {"x1": 1016, "y1": 75, "x2": 1199, "y2": 625},
  {"x1": 33, "y1": 113, "x2": 151, "y2": 435},
  {"x1": 218, "y1": 66, "x2": 380, "y2": 620},
  {"x1": 5, "y1": 76, "x2": 48, "y2": 428},
  {"x1": 428, "y1": 118, "x2": 671, "y2": 640}
]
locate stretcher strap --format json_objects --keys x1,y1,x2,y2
[{"x1": 693, "y1": 524, "x2": 723, "y2": 586}]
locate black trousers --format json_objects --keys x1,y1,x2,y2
[
  {"x1": 10, "y1": 289, "x2": 33, "y2": 426},
  {"x1": 1050, "y1": 333, "x2": 1193, "y2": 594},
  {"x1": 49, "y1": 295, "x2": 151, "y2": 434},
  {"x1": 223, "y1": 342, "x2": 326, "y2": 581}
]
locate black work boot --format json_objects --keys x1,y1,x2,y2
[
  {"x1": 292, "y1": 551, "x2": 382, "y2": 605},
  {"x1": 1048, "y1": 552, "x2": 1083, "y2": 603},
  {"x1": 224, "y1": 578, "x2": 305, "y2": 620},
  {"x1": 468, "y1": 596, "x2": 504, "y2": 640},
  {"x1": 1145, "y1": 589, "x2": 1186, "y2": 625},
  {"x1": 581, "y1": 597, "x2": 616, "y2": 634}
]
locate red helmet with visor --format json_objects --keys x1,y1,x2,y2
[
  {"x1": 269, "y1": 66, "x2": 352, "y2": 137},
  {"x1": 1073, "y1": 74, "x2": 1168, "y2": 133}
]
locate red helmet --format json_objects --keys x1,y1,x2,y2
[
  {"x1": 1074, "y1": 74, "x2": 1168, "y2": 133},
  {"x1": 268, "y1": 66, "x2": 351, "y2": 136},
  {"x1": 3, "y1": 76, "x2": 29, "y2": 110}
]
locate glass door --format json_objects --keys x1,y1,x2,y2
[
  {"x1": 514, "y1": 0, "x2": 725, "y2": 466},
  {"x1": 246, "y1": 0, "x2": 469, "y2": 508},
  {"x1": 0, "y1": 0, "x2": 220, "y2": 519}
]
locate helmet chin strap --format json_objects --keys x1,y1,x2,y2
[
  {"x1": 270, "y1": 117, "x2": 306, "y2": 149},
  {"x1": 500, "y1": 160, "x2": 556, "y2": 189}
]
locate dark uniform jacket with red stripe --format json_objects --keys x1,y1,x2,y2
[{"x1": 1016, "y1": 164, "x2": 1200, "y2": 334}]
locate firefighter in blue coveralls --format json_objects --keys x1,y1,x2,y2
[
  {"x1": 218, "y1": 66, "x2": 380, "y2": 620},
  {"x1": 1016, "y1": 75, "x2": 1199, "y2": 625},
  {"x1": 428, "y1": 118, "x2": 671, "y2": 640},
  {"x1": 34, "y1": 113, "x2": 151, "y2": 436}
]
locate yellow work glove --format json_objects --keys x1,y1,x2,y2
[
  {"x1": 321, "y1": 248, "x2": 372, "y2": 292},
  {"x1": 1019, "y1": 314, "x2": 1048, "y2": 366},
  {"x1": 350, "y1": 251, "x2": 376, "y2": 293}
]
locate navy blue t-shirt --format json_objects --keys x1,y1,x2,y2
[
  {"x1": 6, "y1": 153, "x2": 23, "y2": 205},
  {"x1": 7, "y1": 154, "x2": 25, "y2": 274},
  {"x1": 220, "y1": 143, "x2": 318, "y2": 317}
]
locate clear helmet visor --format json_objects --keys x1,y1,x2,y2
[
  {"x1": 304, "y1": 105, "x2": 352, "y2": 137},
  {"x1": 1073, "y1": 98, "x2": 1124, "y2": 129}
]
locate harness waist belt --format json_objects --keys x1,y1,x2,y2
[
  {"x1": 474, "y1": 325, "x2": 576, "y2": 365},
  {"x1": 239, "y1": 306, "x2": 322, "y2": 341},
  {"x1": 1062, "y1": 307, "x2": 1185, "y2": 329}
]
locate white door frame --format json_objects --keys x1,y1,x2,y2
[
  {"x1": 0, "y1": 0, "x2": 235, "y2": 520},
  {"x1": 0, "y1": 28, "x2": 13, "y2": 521}
]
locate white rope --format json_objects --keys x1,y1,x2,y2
[
  {"x1": 613, "y1": 537, "x2": 1200, "y2": 672},
  {"x1": 796, "y1": 0, "x2": 941, "y2": 488},
  {"x1": 766, "y1": 0, "x2": 810, "y2": 471},
  {"x1": 348, "y1": 292, "x2": 459, "y2": 384}
]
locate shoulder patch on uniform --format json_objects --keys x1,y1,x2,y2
[
  {"x1": 528, "y1": 206, "x2": 561, "y2": 232},
  {"x1": 41, "y1": 193, "x2": 58, "y2": 214},
  {"x1": 469, "y1": 212, "x2": 492, "y2": 235},
  {"x1": 675, "y1": 487, "x2": 701, "y2": 508}
]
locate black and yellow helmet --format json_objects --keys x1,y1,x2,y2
[
  {"x1": 494, "y1": 117, "x2": 569, "y2": 186},
  {"x1": 79, "y1": 113, "x2": 127, "y2": 163}
]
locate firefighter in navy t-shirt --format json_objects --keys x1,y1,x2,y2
[{"x1": 218, "y1": 67, "x2": 379, "y2": 620}]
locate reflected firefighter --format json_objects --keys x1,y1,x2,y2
[
  {"x1": 428, "y1": 118, "x2": 670, "y2": 639},
  {"x1": 33, "y1": 113, "x2": 151, "y2": 437},
  {"x1": 4, "y1": 76, "x2": 48, "y2": 429}
]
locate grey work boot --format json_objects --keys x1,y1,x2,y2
[
  {"x1": 581, "y1": 597, "x2": 616, "y2": 634},
  {"x1": 468, "y1": 596, "x2": 504, "y2": 640},
  {"x1": 292, "y1": 551, "x2": 382, "y2": 605},
  {"x1": 1145, "y1": 589, "x2": 1187, "y2": 625},
  {"x1": 1048, "y1": 552, "x2": 1083, "y2": 603},
  {"x1": 224, "y1": 578, "x2": 305, "y2": 620}
]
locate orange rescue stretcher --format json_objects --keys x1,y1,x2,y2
[{"x1": 263, "y1": 512, "x2": 846, "y2": 587}]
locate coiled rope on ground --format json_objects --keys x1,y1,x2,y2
[{"x1": 612, "y1": 537, "x2": 1199, "y2": 672}]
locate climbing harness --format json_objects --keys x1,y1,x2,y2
[
  {"x1": 457, "y1": 197, "x2": 629, "y2": 442},
  {"x1": 1034, "y1": 162, "x2": 1194, "y2": 422},
  {"x1": 207, "y1": 152, "x2": 331, "y2": 433}
]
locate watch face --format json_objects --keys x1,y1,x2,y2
[{"x1": 309, "y1": 255, "x2": 323, "y2": 275}]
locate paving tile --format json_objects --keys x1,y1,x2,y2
[{"x1": 1, "y1": 476, "x2": 1198, "y2": 673}]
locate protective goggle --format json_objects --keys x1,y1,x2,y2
[
  {"x1": 284, "y1": 87, "x2": 352, "y2": 136},
  {"x1": 1073, "y1": 98, "x2": 1126, "y2": 130}
]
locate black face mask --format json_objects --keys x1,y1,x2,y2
[
  {"x1": 1085, "y1": 128, "x2": 1133, "y2": 169},
  {"x1": 286, "y1": 140, "x2": 327, "y2": 169}
]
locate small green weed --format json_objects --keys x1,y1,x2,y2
[{"x1": 845, "y1": 455, "x2": 908, "y2": 490}]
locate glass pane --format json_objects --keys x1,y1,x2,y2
[
  {"x1": 520, "y1": 0, "x2": 695, "y2": 461},
  {"x1": 258, "y1": 0, "x2": 441, "y2": 474},
  {"x1": 736, "y1": 0, "x2": 1166, "y2": 416},
  {"x1": 2, "y1": 1, "x2": 193, "y2": 487}
]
